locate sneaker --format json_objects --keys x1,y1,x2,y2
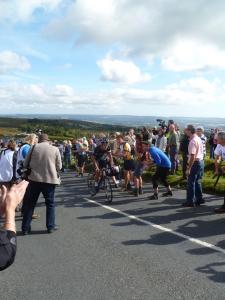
[
  {"x1": 149, "y1": 194, "x2": 158, "y2": 200},
  {"x1": 22, "y1": 226, "x2": 31, "y2": 236},
  {"x1": 32, "y1": 213, "x2": 40, "y2": 220},
  {"x1": 162, "y1": 191, "x2": 173, "y2": 197},
  {"x1": 195, "y1": 199, "x2": 205, "y2": 206},
  {"x1": 47, "y1": 225, "x2": 59, "y2": 234}
]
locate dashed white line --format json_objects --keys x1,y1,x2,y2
[{"x1": 83, "y1": 197, "x2": 225, "y2": 255}]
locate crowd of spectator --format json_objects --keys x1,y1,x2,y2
[{"x1": 0, "y1": 120, "x2": 225, "y2": 271}]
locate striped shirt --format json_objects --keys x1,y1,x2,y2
[{"x1": 200, "y1": 134, "x2": 207, "y2": 156}]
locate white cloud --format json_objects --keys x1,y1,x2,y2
[
  {"x1": 0, "y1": 51, "x2": 30, "y2": 74},
  {"x1": 44, "y1": 1, "x2": 225, "y2": 50},
  {"x1": 0, "y1": 0, "x2": 63, "y2": 23},
  {"x1": 42, "y1": 0, "x2": 225, "y2": 73},
  {"x1": 97, "y1": 55, "x2": 151, "y2": 84},
  {"x1": 0, "y1": 77, "x2": 224, "y2": 114},
  {"x1": 161, "y1": 39, "x2": 225, "y2": 72}
]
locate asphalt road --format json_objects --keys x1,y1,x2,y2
[{"x1": 1, "y1": 172, "x2": 225, "y2": 300}]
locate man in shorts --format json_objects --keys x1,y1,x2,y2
[
  {"x1": 133, "y1": 137, "x2": 149, "y2": 197},
  {"x1": 115, "y1": 135, "x2": 135, "y2": 191},
  {"x1": 149, "y1": 144, "x2": 173, "y2": 200}
]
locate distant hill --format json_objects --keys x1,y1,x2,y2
[
  {"x1": 0, "y1": 116, "x2": 129, "y2": 140},
  {"x1": 1, "y1": 114, "x2": 225, "y2": 130}
]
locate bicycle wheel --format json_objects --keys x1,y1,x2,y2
[{"x1": 103, "y1": 177, "x2": 113, "y2": 204}]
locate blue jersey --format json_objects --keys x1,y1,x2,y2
[
  {"x1": 149, "y1": 146, "x2": 171, "y2": 169},
  {"x1": 21, "y1": 144, "x2": 30, "y2": 159}
]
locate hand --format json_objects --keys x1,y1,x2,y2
[
  {"x1": 222, "y1": 167, "x2": 225, "y2": 174},
  {"x1": 0, "y1": 181, "x2": 28, "y2": 217},
  {"x1": 0, "y1": 185, "x2": 7, "y2": 216}
]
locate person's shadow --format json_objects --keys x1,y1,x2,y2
[
  {"x1": 196, "y1": 262, "x2": 225, "y2": 283},
  {"x1": 17, "y1": 230, "x2": 48, "y2": 236}
]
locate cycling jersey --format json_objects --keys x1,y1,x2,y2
[{"x1": 93, "y1": 145, "x2": 111, "y2": 168}]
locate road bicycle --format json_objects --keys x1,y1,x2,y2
[{"x1": 87, "y1": 167, "x2": 113, "y2": 204}]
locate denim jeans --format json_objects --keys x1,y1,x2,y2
[
  {"x1": 22, "y1": 181, "x2": 56, "y2": 231},
  {"x1": 210, "y1": 145, "x2": 215, "y2": 159},
  {"x1": 182, "y1": 153, "x2": 189, "y2": 178},
  {"x1": 169, "y1": 146, "x2": 178, "y2": 173},
  {"x1": 186, "y1": 161, "x2": 204, "y2": 204},
  {"x1": 64, "y1": 155, "x2": 71, "y2": 169}
]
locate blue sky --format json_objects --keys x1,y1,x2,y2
[{"x1": 0, "y1": 0, "x2": 225, "y2": 117}]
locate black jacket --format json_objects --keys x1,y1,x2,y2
[
  {"x1": 0, "y1": 229, "x2": 17, "y2": 271},
  {"x1": 179, "y1": 134, "x2": 189, "y2": 155}
]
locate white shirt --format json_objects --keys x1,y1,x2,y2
[
  {"x1": 214, "y1": 144, "x2": 225, "y2": 161},
  {"x1": 188, "y1": 134, "x2": 204, "y2": 161},
  {"x1": 0, "y1": 149, "x2": 14, "y2": 182}
]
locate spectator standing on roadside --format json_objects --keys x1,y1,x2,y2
[
  {"x1": 133, "y1": 136, "x2": 149, "y2": 197},
  {"x1": 175, "y1": 124, "x2": 181, "y2": 140},
  {"x1": 141, "y1": 127, "x2": 152, "y2": 143},
  {"x1": 168, "y1": 124, "x2": 180, "y2": 174},
  {"x1": 209, "y1": 129, "x2": 218, "y2": 159},
  {"x1": 128, "y1": 129, "x2": 136, "y2": 147},
  {"x1": 0, "y1": 140, "x2": 17, "y2": 189},
  {"x1": 88, "y1": 138, "x2": 96, "y2": 153},
  {"x1": 197, "y1": 126, "x2": 207, "y2": 178},
  {"x1": 196, "y1": 127, "x2": 207, "y2": 158},
  {"x1": 16, "y1": 134, "x2": 38, "y2": 179},
  {"x1": 16, "y1": 134, "x2": 39, "y2": 216},
  {"x1": 21, "y1": 134, "x2": 62, "y2": 235},
  {"x1": 76, "y1": 138, "x2": 88, "y2": 177},
  {"x1": 57, "y1": 141, "x2": 64, "y2": 171},
  {"x1": 213, "y1": 132, "x2": 225, "y2": 213},
  {"x1": 182, "y1": 125, "x2": 204, "y2": 207},
  {"x1": 63, "y1": 140, "x2": 72, "y2": 170},
  {"x1": 179, "y1": 129, "x2": 189, "y2": 180},
  {"x1": 155, "y1": 128, "x2": 167, "y2": 153},
  {"x1": 115, "y1": 135, "x2": 135, "y2": 191}
]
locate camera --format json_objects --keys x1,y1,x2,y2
[
  {"x1": 156, "y1": 119, "x2": 167, "y2": 129},
  {"x1": 35, "y1": 129, "x2": 42, "y2": 136}
]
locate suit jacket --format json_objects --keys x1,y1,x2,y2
[{"x1": 24, "y1": 142, "x2": 62, "y2": 185}]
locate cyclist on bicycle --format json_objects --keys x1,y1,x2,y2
[{"x1": 92, "y1": 137, "x2": 118, "y2": 195}]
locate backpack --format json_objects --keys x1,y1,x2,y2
[
  {"x1": 0, "y1": 149, "x2": 15, "y2": 183},
  {"x1": 12, "y1": 150, "x2": 18, "y2": 183}
]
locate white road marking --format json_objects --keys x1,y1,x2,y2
[{"x1": 83, "y1": 197, "x2": 225, "y2": 255}]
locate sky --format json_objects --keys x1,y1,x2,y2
[{"x1": 0, "y1": 0, "x2": 225, "y2": 117}]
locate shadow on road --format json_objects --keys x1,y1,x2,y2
[
  {"x1": 17, "y1": 230, "x2": 49, "y2": 236},
  {"x1": 196, "y1": 262, "x2": 225, "y2": 283}
]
